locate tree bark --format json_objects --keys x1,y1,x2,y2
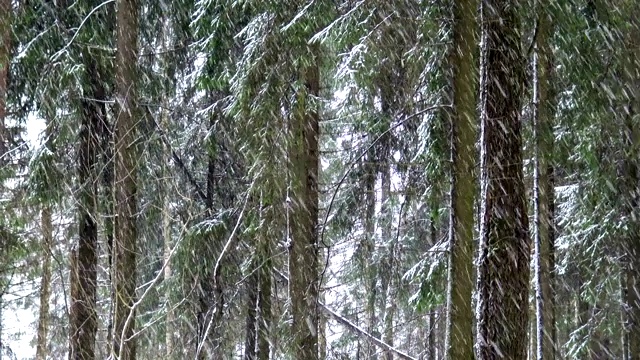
[
  {"x1": 380, "y1": 137, "x2": 395, "y2": 360},
  {"x1": 476, "y1": 1, "x2": 530, "y2": 358},
  {"x1": 70, "y1": 57, "x2": 104, "y2": 360},
  {"x1": 0, "y1": 0, "x2": 10, "y2": 165},
  {"x1": 36, "y1": 206, "x2": 52, "y2": 360},
  {"x1": 244, "y1": 262, "x2": 258, "y2": 360},
  {"x1": 257, "y1": 228, "x2": 272, "y2": 360},
  {"x1": 364, "y1": 146, "x2": 378, "y2": 360},
  {"x1": 163, "y1": 209, "x2": 174, "y2": 358},
  {"x1": 163, "y1": 166, "x2": 174, "y2": 358},
  {"x1": 289, "y1": 50, "x2": 320, "y2": 360},
  {"x1": 533, "y1": 1, "x2": 556, "y2": 359},
  {"x1": 112, "y1": 0, "x2": 139, "y2": 357},
  {"x1": 444, "y1": 0, "x2": 477, "y2": 358}
]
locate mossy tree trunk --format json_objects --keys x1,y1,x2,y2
[{"x1": 444, "y1": 0, "x2": 478, "y2": 358}]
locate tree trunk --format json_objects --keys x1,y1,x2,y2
[
  {"x1": 244, "y1": 259, "x2": 258, "y2": 360},
  {"x1": 318, "y1": 248, "x2": 327, "y2": 360},
  {"x1": 476, "y1": 1, "x2": 530, "y2": 358},
  {"x1": 163, "y1": 167, "x2": 174, "y2": 358},
  {"x1": 112, "y1": 0, "x2": 139, "y2": 357},
  {"x1": 257, "y1": 227, "x2": 272, "y2": 360},
  {"x1": 444, "y1": 0, "x2": 477, "y2": 358},
  {"x1": 289, "y1": 51, "x2": 320, "y2": 360},
  {"x1": 162, "y1": 204, "x2": 175, "y2": 359},
  {"x1": 622, "y1": 271, "x2": 630, "y2": 360},
  {"x1": 160, "y1": 19, "x2": 174, "y2": 360},
  {"x1": 426, "y1": 311, "x2": 435, "y2": 360},
  {"x1": 70, "y1": 57, "x2": 104, "y2": 360},
  {"x1": 36, "y1": 207, "x2": 52, "y2": 360},
  {"x1": 380, "y1": 141, "x2": 395, "y2": 360},
  {"x1": 0, "y1": 0, "x2": 10, "y2": 166},
  {"x1": 364, "y1": 146, "x2": 378, "y2": 360},
  {"x1": 533, "y1": 2, "x2": 556, "y2": 359}
]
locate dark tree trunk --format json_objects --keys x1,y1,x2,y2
[
  {"x1": 476, "y1": 1, "x2": 530, "y2": 358},
  {"x1": 533, "y1": 1, "x2": 557, "y2": 358},
  {"x1": 69, "y1": 57, "x2": 104, "y2": 360}
]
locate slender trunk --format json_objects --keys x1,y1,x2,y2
[
  {"x1": 0, "y1": 0, "x2": 10, "y2": 165},
  {"x1": 364, "y1": 147, "x2": 378, "y2": 360},
  {"x1": 257, "y1": 227, "x2": 272, "y2": 360},
  {"x1": 380, "y1": 147, "x2": 395, "y2": 360},
  {"x1": 318, "y1": 248, "x2": 327, "y2": 360},
  {"x1": 435, "y1": 308, "x2": 443, "y2": 359},
  {"x1": 159, "y1": 18, "x2": 174, "y2": 360},
  {"x1": 162, "y1": 214, "x2": 175, "y2": 359},
  {"x1": 382, "y1": 283, "x2": 396, "y2": 360},
  {"x1": 425, "y1": 192, "x2": 438, "y2": 360},
  {"x1": 102, "y1": 95, "x2": 115, "y2": 351},
  {"x1": 289, "y1": 51, "x2": 320, "y2": 360},
  {"x1": 36, "y1": 207, "x2": 53, "y2": 360},
  {"x1": 444, "y1": 0, "x2": 477, "y2": 358},
  {"x1": 244, "y1": 259, "x2": 259, "y2": 360},
  {"x1": 163, "y1": 178, "x2": 174, "y2": 357},
  {"x1": 112, "y1": 0, "x2": 139, "y2": 357},
  {"x1": 622, "y1": 271, "x2": 629, "y2": 360},
  {"x1": 476, "y1": 1, "x2": 529, "y2": 358}
]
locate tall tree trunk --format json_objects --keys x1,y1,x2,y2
[
  {"x1": 364, "y1": 147, "x2": 378, "y2": 360},
  {"x1": 444, "y1": 0, "x2": 477, "y2": 358},
  {"x1": 289, "y1": 52, "x2": 320, "y2": 360},
  {"x1": 533, "y1": 1, "x2": 556, "y2": 359},
  {"x1": 36, "y1": 206, "x2": 52, "y2": 360},
  {"x1": 112, "y1": 0, "x2": 139, "y2": 357},
  {"x1": 476, "y1": 1, "x2": 530, "y2": 358},
  {"x1": 0, "y1": 0, "x2": 10, "y2": 166},
  {"x1": 163, "y1": 202, "x2": 174, "y2": 358},
  {"x1": 380, "y1": 141, "x2": 395, "y2": 360},
  {"x1": 101, "y1": 91, "x2": 115, "y2": 351},
  {"x1": 162, "y1": 131, "x2": 174, "y2": 358},
  {"x1": 70, "y1": 58, "x2": 104, "y2": 360}
]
